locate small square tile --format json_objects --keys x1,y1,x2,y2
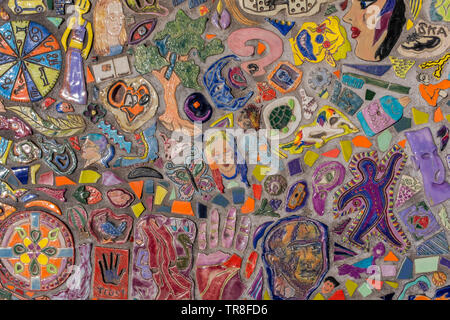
[{"x1": 287, "y1": 158, "x2": 303, "y2": 176}]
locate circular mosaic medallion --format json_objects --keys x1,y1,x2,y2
[
  {"x1": 0, "y1": 211, "x2": 75, "y2": 291},
  {"x1": 264, "y1": 174, "x2": 288, "y2": 196},
  {"x1": 0, "y1": 21, "x2": 62, "y2": 102}
]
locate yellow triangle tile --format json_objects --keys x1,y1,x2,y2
[
  {"x1": 131, "y1": 202, "x2": 145, "y2": 218},
  {"x1": 154, "y1": 185, "x2": 168, "y2": 205},
  {"x1": 346, "y1": 279, "x2": 358, "y2": 297},
  {"x1": 385, "y1": 281, "x2": 399, "y2": 289},
  {"x1": 340, "y1": 140, "x2": 353, "y2": 162},
  {"x1": 412, "y1": 107, "x2": 429, "y2": 125},
  {"x1": 406, "y1": 19, "x2": 414, "y2": 30},
  {"x1": 313, "y1": 293, "x2": 325, "y2": 300}
]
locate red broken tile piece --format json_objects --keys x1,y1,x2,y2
[
  {"x1": 41, "y1": 97, "x2": 56, "y2": 109},
  {"x1": 252, "y1": 184, "x2": 262, "y2": 200},
  {"x1": 329, "y1": 289, "x2": 346, "y2": 300},
  {"x1": 321, "y1": 148, "x2": 340, "y2": 158}
]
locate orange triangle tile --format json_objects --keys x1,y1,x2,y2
[
  {"x1": 384, "y1": 251, "x2": 399, "y2": 262},
  {"x1": 257, "y1": 41, "x2": 266, "y2": 55},
  {"x1": 55, "y1": 176, "x2": 77, "y2": 186},
  {"x1": 321, "y1": 148, "x2": 340, "y2": 158},
  {"x1": 86, "y1": 66, "x2": 95, "y2": 83},
  {"x1": 397, "y1": 139, "x2": 407, "y2": 148},
  {"x1": 171, "y1": 200, "x2": 194, "y2": 216},
  {"x1": 205, "y1": 34, "x2": 216, "y2": 40},
  {"x1": 241, "y1": 197, "x2": 255, "y2": 214},
  {"x1": 352, "y1": 135, "x2": 372, "y2": 148},
  {"x1": 129, "y1": 180, "x2": 144, "y2": 199},
  {"x1": 434, "y1": 106, "x2": 444, "y2": 122},
  {"x1": 333, "y1": 70, "x2": 341, "y2": 79}
]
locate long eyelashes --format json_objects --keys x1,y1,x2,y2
[{"x1": 359, "y1": 0, "x2": 377, "y2": 9}]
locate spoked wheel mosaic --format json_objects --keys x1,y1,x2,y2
[{"x1": 0, "y1": 21, "x2": 62, "y2": 102}]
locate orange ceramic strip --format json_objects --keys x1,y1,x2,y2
[{"x1": 25, "y1": 200, "x2": 62, "y2": 215}]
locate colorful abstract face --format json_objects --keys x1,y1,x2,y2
[
  {"x1": 262, "y1": 216, "x2": 329, "y2": 300},
  {"x1": 290, "y1": 16, "x2": 351, "y2": 67},
  {"x1": 107, "y1": 1, "x2": 125, "y2": 37},
  {"x1": 343, "y1": 0, "x2": 406, "y2": 61}
]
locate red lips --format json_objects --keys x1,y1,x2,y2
[{"x1": 351, "y1": 27, "x2": 361, "y2": 38}]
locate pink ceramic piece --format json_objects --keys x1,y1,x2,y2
[
  {"x1": 35, "y1": 187, "x2": 67, "y2": 202},
  {"x1": 235, "y1": 216, "x2": 251, "y2": 251},
  {"x1": 406, "y1": 127, "x2": 450, "y2": 206},
  {"x1": 88, "y1": 208, "x2": 133, "y2": 244},
  {"x1": 51, "y1": 243, "x2": 92, "y2": 300},
  {"x1": 196, "y1": 251, "x2": 245, "y2": 300},
  {"x1": 0, "y1": 116, "x2": 32, "y2": 139},
  {"x1": 145, "y1": 195, "x2": 153, "y2": 213},
  {"x1": 37, "y1": 171, "x2": 54, "y2": 185},
  {"x1": 131, "y1": 215, "x2": 196, "y2": 300},
  {"x1": 198, "y1": 221, "x2": 207, "y2": 250},
  {"x1": 312, "y1": 161, "x2": 346, "y2": 216},
  {"x1": 209, "y1": 208, "x2": 219, "y2": 249},
  {"x1": 106, "y1": 188, "x2": 134, "y2": 208},
  {"x1": 221, "y1": 207, "x2": 237, "y2": 248},
  {"x1": 102, "y1": 171, "x2": 125, "y2": 186},
  {"x1": 227, "y1": 28, "x2": 283, "y2": 76}
]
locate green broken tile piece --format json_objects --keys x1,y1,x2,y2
[
  {"x1": 358, "y1": 282, "x2": 373, "y2": 297},
  {"x1": 79, "y1": 170, "x2": 101, "y2": 183},
  {"x1": 30, "y1": 164, "x2": 40, "y2": 185},
  {"x1": 345, "y1": 279, "x2": 358, "y2": 297},
  {"x1": 154, "y1": 186, "x2": 168, "y2": 205},
  {"x1": 226, "y1": 181, "x2": 240, "y2": 189},
  {"x1": 131, "y1": 202, "x2": 145, "y2": 218},
  {"x1": 365, "y1": 89, "x2": 376, "y2": 101},
  {"x1": 393, "y1": 117, "x2": 412, "y2": 133},
  {"x1": 46, "y1": 0, "x2": 53, "y2": 10},
  {"x1": 159, "y1": 181, "x2": 170, "y2": 188},
  {"x1": 252, "y1": 165, "x2": 271, "y2": 182},
  {"x1": 47, "y1": 17, "x2": 64, "y2": 28},
  {"x1": 158, "y1": 206, "x2": 171, "y2": 213},
  {"x1": 414, "y1": 256, "x2": 439, "y2": 274},
  {"x1": 340, "y1": 140, "x2": 352, "y2": 162},
  {"x1": 412, "y1": 107, "x2": 429, "y2": 125},
  {"x1": 385, "y1": 281, "x2": 399, "y2": 289},
  {"x1": 312, "y1": 293, "x2": 325, "y2": 300},
  {"x1": 169, "y1": 188, "x2": 176, "y2": 200},
  {"x1": 304, "y1": 150, "x2": 319, "y2": 167},
  {"x1": 377, "y1": 130, "x2": 392, "y2": 152}
]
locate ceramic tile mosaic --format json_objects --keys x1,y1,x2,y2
[{"x1": 0, "y1": 0, "x2": 448, "y2": 301}]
